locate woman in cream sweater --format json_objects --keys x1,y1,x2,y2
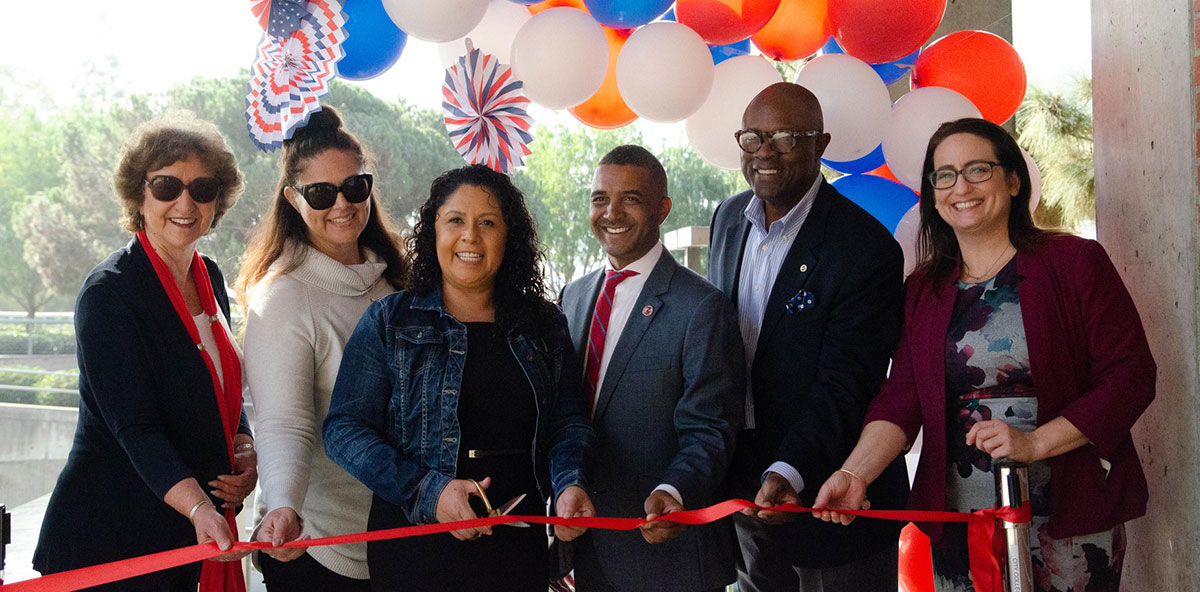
[{"x1": 237, "y1": 107, "x2": 407, "y2": 591}]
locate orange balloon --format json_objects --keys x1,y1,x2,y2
[
  {"x1": 751, "y1": 0, "x2": 830, "y2": 61},
  {"x1": 676, "y1": 0, "x2": 782, "y2": 45},
  {"x1": 910, "y1": 30, "x2": 1026, "y2": 124},
  {"x1": 528, "y1": 0, "x2": 589, "y2": 15},
  {"x1": 569, "y1": 27, "x2": 638, "y2": 129},
  {"x1": 866, "y1": 163, "x2": 901, "y2": 184}
]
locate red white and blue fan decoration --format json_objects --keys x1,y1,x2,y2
[
  {"x1": 250, "y1": 0, "x2": 308, "y2": 40},
  {"x1": 246, "y1": 0, "x2": 346, "y2": 151},
  {"x1": 442, "y1": 44, "x2": 534, "y2": 173}
]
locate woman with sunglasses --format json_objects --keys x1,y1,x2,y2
[
  {"x1": 811, "y1": 118, "x2": 1155, "y2": 591},
  {"x1": 323, "y1": 165, "x2": 595, "y2": 591},
  {"x1": 33, "y1": 114, "x2": 254, "y2": 591},
  {"x1": 236, "y1": 107, "x2": 406, "y2": 591}
]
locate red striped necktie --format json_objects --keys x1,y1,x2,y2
[{"x1": 583, "y1": 269, "x2": 638, "y2": 413}]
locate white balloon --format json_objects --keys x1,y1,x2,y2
[
  {"x1": 1022, "y1": 148, "x2": 1042, "y2": 213},
  {"x1": 616, "y1": 22, "x2": 715, "y2": 123},
  {"x1": 510, "y1": 8, "x2": 609, "y2": 109},
  {"x1": 382, "y1": 0, "x2": 488, "y2": 43},
  {"x1": 436, "y1": 0, "x2": 532, "y2": 68},
  {"x1": 685, "y1": 55, "x2": 782, "y2": 170},
  {"x1": 893, "y1": 203, "x2": 921, "y2": 277},
  {"x1": 882, "y1": 87, "x2": 981, "y2": 190},
  {"x1": 793, "y1": 54, "x2": 891, "y2": 162}
]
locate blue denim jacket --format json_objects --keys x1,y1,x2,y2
[{"x1": 323, "y1": 288, "x2": 593, "y2": 525}]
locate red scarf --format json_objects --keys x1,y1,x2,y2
[{"x1": 137, "y1": 231, "x2": 246, "y2": 592}]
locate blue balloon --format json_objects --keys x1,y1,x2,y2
[
  {"x1": 584, "y1": 0, "x2": 674, "y2": 28},
  {"x1": 710, "y1": 39, "x2": 751, "y2": 65},
  {"x1": 830, "y1": 174, "x2": 918, "y2": 233},
  {"x1": 339, "y1": 0, "x2": 408, "y2": 81},
  {"x1": 508, "y1": 0, "x2": 544, "y2": 4},
  {"x1": 818, "y1": 36, "x2": 918, "y2": 85},
  {"x1": 822, "y1": 144, "x2": 885, "y2": 175},
  {"x1": 661, "y1": 8, "x2": 674, "y2": 20}
]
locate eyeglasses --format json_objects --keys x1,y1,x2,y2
[
  {"x1": 292, "y1": 173, "x2": 373, "y2": 210},
  {"x1": 928, "y1": 161, "x2": 1002, "y2": 189},
  {"x1": 145, "y1": 175, "x2": 222, "y2": 204},
  {"x1": 734, "y1": 129, "x2": 822, "y2": 154}
]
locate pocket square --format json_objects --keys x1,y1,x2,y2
[{"x1": 786, "y1": 290, "x2": 816, "y2": 314}]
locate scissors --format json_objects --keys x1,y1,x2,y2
[{"x1": 472, "y1": 479, "x2": 530, "y2": 527}]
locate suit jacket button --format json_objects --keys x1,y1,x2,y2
[{"x1": 800, "y1": 264, "x2": 808, "y2": 272}]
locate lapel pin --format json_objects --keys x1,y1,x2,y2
[{"x1": 642, "y1": 305, "x2": 654, "y2": 317}]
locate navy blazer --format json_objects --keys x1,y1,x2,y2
[
  {"x1": 561, "y1": 249, "x2": 745, "y2": 592},
  {"x1": 34, "y1": 239, "x2": 250, "y2": 588},
  {"x1": 708, "y1": 181, "x2": 909, "y2": 568}
]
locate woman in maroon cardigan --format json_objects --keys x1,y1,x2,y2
[{"x1": 812, "y1": 118, "x2": 1155, "y2": 591}]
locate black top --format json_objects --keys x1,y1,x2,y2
[
  {"x1": 366, "y1": 322, "x2": 546, "y2": 591},
  {"x1": 34, "y1": 239, "x2": 251, "y2": 588}
]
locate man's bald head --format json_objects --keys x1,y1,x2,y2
[{"x1": 739, "y1": 82, "x2": 831, "y2": 220}]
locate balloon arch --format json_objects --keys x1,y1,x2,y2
[{"x1": 246, "y1": 0, "x2": 1033, "y2": 281}]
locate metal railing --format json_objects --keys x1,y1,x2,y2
[{"x1": 0, "y1": 315, "x2": 74, "y2": 356}]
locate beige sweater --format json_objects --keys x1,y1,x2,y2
[{"x1": 244, "y1": 242, "x2": 395, "y2": 579}]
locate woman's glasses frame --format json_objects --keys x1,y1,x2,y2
[{"x1": 292, "y1": 173, "x2": 374, "y2": 210}]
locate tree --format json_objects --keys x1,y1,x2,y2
[{"x1": 1016, "y1": 76, "x2": 1094, "y2": 231}]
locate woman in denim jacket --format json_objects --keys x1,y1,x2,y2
[{"x1": 323, "y1": 164, "x2": 595, "y2": 591}]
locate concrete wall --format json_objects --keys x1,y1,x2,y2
[
  {"x1": 0, "y1": 403, "x2": 75, "y2": 507},
  {"x1": 1092, "y1": 0, "x2": 1200, "y2": 588}
]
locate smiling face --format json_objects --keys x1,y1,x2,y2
[
  {"x1": 435, "y1": 184, "x2": 508, "y2": 297},
  {"x1": 589, "y1": 164, "x2": 671, "y2": 269},
  {"x1": 284, "y1": 149, "x2": 370, "y2": 263},
  {"x1": 139, "y1": 156, "x2": 216, "y2": 258},
  {"x1": 931, "y1": 133, "x2": 1019, "y2": 239},
  {"x1": 740, "y1": 84, "x2": 831, "y2": 215}
]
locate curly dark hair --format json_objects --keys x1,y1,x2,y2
[
  {"x1": 915, "y1": 117, "x2": 1057, "y2": 284},
  {"x1": 408, "y1": 164, "x2": 556, "y2": 337}
]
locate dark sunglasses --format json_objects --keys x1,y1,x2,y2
[
  {"x1": 292, "y1": 173, "x2": 373, "y2": 210},
  {"x1": 145, "y1": 175, "x2": 222, "y2": 204}
]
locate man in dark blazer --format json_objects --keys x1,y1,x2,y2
[
  {"x1": 561, "y1": 145, "x2": 745, "y2": 592},
  {"x1": 707, "y1": 82, "x2": 909, "y2": 591}
]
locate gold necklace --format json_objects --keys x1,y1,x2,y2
[{"x1": 962, "y1": 244, "x2": 1013, "y2": 282}]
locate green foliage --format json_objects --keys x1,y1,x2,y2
[
  {"x1": 0, "y1": 321, "x2": 76, "y2": 355},
  {"x1": 1016, "y1": 77, "x2": 1094, "y2": 231},
  {"x1": 0, "y1": 367, "x2": 79, "y2": 407}
]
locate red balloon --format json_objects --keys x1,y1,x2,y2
[
  {"x1": 867, "y1": 163, "x2": 902, "y2": 185},
  {"x1": 676, "y1": 0, "x2": 783, "y2": 46},
  {"x1": 898, "y1": 523, "x2": 935, "y2": 592},
  {"x1": 751, "y1": 0, "x2": 830, "y2": 61},
  {"x1": 569, "y1": 27, "x2": 638, "y2": 129},
  {"x1": 911, "y1": 30, "x2": 1026, "y2": 124},
  {"x1": 828, "y1": 0, "x2": 945, "y2": 64}
]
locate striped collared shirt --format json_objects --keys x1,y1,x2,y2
[{"x1": 736, "y1": 175, "x2": 822, "y2": 430}]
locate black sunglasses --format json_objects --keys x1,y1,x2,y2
[
  {"x1": 292, "y1": 173, "x2": 373, "y2": 210},
  {"x1": 145, "y1": 175, "x2": 222, "y2": 204}
]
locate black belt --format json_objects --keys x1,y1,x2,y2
[{"x1": 466, "y1": 448, "x2": 528, "y2": 458}]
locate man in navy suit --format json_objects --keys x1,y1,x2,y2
[
  {"x1": 561, "y1": 145, "x2": 745, "y2": 592},
  {"x1": 707, "y1": 82, "x2": 909, "y2": 591}
]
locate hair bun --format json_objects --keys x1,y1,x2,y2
[{"x1": 288, "y1": 107, "x2": 344, "y2": 146}]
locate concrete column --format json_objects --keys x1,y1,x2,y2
[{"x1": 1093, "y1": 0, "x2": 1200, "y2": 588}]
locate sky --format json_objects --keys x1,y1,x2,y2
[{"x1": 1, "y1": 0, "x2": 1091, "y2": 146}]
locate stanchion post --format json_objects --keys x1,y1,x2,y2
[
  {"x1": 1, "y1": 503, "x2": 10, "y2": 585},
  {"x1": 994, "y1": 461, "x2": 1033, "y2": 592}
]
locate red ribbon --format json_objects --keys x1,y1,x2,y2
[{"x1": 4, "y1": 500, "x2": 1030, "y2": 592}]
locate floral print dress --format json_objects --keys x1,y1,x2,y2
[{"x1": 933, "y1": 258, "x2": 1125, "y2": 592}]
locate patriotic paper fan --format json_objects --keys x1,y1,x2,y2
[
  {"x1": 250, "y1": 0, "x2": 308, "y2": 40},
  {"x1": 442, "y1": 45, "x2": 534, "y2": 173},
  {"x1": 246, "y1": 0, "x2": 346, "y2": 151}
]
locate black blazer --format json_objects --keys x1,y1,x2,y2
[
  {"x1": 33, "y1": 239, "x2": 250, "y2": 588},
  {"x1": 708, "y1": 181, "x2": 910, "y2": 568},
  {"x1": 560, "y1": 249, "x2": 745, "y2": 591}
]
